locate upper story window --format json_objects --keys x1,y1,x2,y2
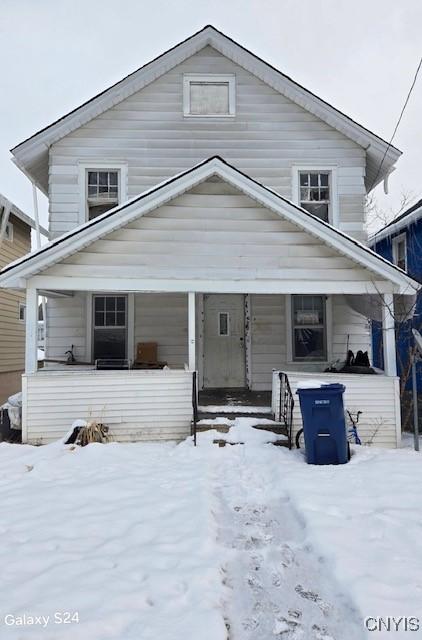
[
  {"x1": 79, "y1": 162, "x2": 127, "y2": 224},
  {"x1": 87, "y1": 170, "x2": 119, "y2": 220},
  {"x1": 183, "y1": 74, "x2": 235, "y2": 117},
  {"x1": 392, "y1": 233, "x2": 407, "y2": 271},
  {"x1": 4, "y1": 221, "x2": 13, "y2": 241},
  {"x1": 299, "y1": 171, "x2": 330, "y2": 222}
]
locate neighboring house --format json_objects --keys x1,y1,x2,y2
[
  {"x1": 0, "y1": 26, "x2": 418, "y2": 447},
  {"x1": 371, "y1": 199, "x2": 422, "y2": 391},
  {"x1": 0, "y1": 195, "x2": 47, "y2": 404}
]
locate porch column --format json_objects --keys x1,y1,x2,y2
[
  {"x1": 382, "y1": 292, "x2": 397, "y2": 376},
  {"x1": 25, "y1": 286, "x2": 38, "y2": 374},
  {"x1": 188, "y1": 292, "x2": 196, "y2": 371}
]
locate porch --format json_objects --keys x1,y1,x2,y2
[
  {"x1": 3, "y1": 159, "x2": 414, "y2": 446},
  {"x1": 21, "y1": 286, "x2": 400, "y2": 445}
]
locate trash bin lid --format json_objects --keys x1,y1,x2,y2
[
  {"x1": 296, "y1": 382, "x2": 345, "y2": 394},
  {"x1": 321, "y1": 383, "x2": 345, "y2": 392}
]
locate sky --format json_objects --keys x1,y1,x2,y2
[{"x1": 1, "y1": 0, "x2": 421, "y2": 234}]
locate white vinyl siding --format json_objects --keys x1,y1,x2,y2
[
  {"x1": 45, "y1": 293, "x2": 87, "y2": 362},
  {"x1": 250, "y1": 294, "x2": 285, "y2": 390},
  {"x1": 42, "y1": 180, "x2": 374, "y2": 284},
  {"x1": 134, "y1": 293, "x2": 188, "y2": 368},
  {"x1": 22, "y1": 369, "x2": 193, "y2": 444},
  {"x1": 272, "y1": 370, "x2": 400, "y2": 448},
  {"x1": 48, "y1": 46, "x2": 366, "y2": 240}
]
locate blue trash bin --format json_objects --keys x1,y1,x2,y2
[{"x1": 296, "y1": 383, "x2": 348, "y2": 465}]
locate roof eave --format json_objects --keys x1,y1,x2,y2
[
  {"x1": 0, "y1": 193, "x2": 48, "y2": 236},
  {"x1": 10, "y1": 26, "x2": 401, "y2": 192},
  {"x1": 0, "y1": 157, "x2": 416, "y2": 294}
]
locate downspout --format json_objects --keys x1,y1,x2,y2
[
  {"x1": 31, "y1": 183, "x2": 47, "y2": 352},
  {"x1": 32, "y1": 183, "x2": 42, "y2": 248}
]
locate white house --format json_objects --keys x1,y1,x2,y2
[{"x1": 0, "y1": 26, "x2": 418, "y2": 446}]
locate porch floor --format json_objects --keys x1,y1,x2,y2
[
  {"x1": 198, "y1": 388, "x2": 271, "y2": 409},
  {"x1": 197, "y1": 388, "x2": 274, "y2": 424}
]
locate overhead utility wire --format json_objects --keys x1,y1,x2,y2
[{"x1": 370, "y1": 55, "x2": 422, "y2": 192}]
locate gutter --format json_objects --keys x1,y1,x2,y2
[{"x1": 370, "y1": 206, "x2": 422, "y2": 245}]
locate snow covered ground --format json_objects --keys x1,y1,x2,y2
[{"x1": 0, "y1": 427, "x2": 421, "y2": 639}]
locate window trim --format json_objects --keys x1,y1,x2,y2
[
  {"x1": 86, "y1": 292, "x2": 134, "y2": 364},
  {"x1": 18, "y1": 302, "x2": 26, "y2": 323},
  {"x1": 291, "y1": 165, "x2": 338, "y2": 227},
  {"x1": 286, "y1": 294, "x2": 332, "y2": 364},
  {"x1": 183, "y1": 74, "x2": 236, "y2": 118},
  {"x1": 92, "y1": 294, "x2": 128, "y2": 362},
  {"x1": 78, "y1": 161, "x2": 128, "y2": 224},
  {"x1": 392, "y1": 232, "x2": 407, "y2": 272}
]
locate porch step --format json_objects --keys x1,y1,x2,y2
[
  {"x1": 197, "y1": 410, "x2": 273, "y2": 421},
  {"x1": 194, "y1": 418, "x2": 289, "y2": 437}
]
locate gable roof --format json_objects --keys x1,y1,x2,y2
[
  {"x1": 1, "y1": 192, "x2": 48, "y2": 236},
  {"x1": 11, "y1": 25, "x2": 400, "y2": 195},
  {"x1": 0, "y1": 156, "x2": 417, "y2": 295},
  {"x1": 371, "y1": 197, "x2": 422, "y2": 243}
]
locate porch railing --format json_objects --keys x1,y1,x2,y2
[{"x1": 278, "y1": 372, "x2": 294, "y2": 449}]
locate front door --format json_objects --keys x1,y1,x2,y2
[
  {"x1": 93, "y1": 295, "x2": 127, "y2": 361},
  {"x1": 203, "y1": 294, "x2": 246, "y2": 388}
]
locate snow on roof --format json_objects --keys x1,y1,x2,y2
[{"x1": 371, "y1": 198, "x2": 422, "y2": 244}]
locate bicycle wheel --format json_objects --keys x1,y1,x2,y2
[{"x1": 295, "y1": 429, "x2": 305, "y2": 449}]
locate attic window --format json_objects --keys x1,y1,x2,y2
[
  {"x1": 183, "y1": 74, "x2": 235, "y2": 117},
  {"x1": 87, "y1": 170, "x2": 119, "y2": 220}
]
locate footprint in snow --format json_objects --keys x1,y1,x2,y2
[
  {"x1": 281, "y1": 543, "x2": 296, "y2": 567},
  {"x1": 242, "y1": 616, "x2": 260, "y2": 631},
  {"x1": 273, "y1": 616, "x2": 303, "y2": 638},
  {"x1": 272, "y1": 571, "x2": 283, "y2": 587},
  {"x1": 295, "y1": 584, "x2": 331, "y2": 614},
  {"x1": 312, "y1": 623, "x2": 335, "y2": 640}
]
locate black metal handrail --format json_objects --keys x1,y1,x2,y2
[
  {"x1": 278, "y1": 371, "x2": 294, "y2": 449},
  {"x1": 192, "y1": 370, "x2": 198, "y2": 446}
]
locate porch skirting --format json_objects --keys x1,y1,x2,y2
[
  {"x1": 272, "y1": 370, "x2": 401, "y2": 448},
  {"x1": 22, "y1": 369, "x2": 193, "y2": 445}
]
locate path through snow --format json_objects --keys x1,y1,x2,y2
[{"x1": 214, "y1": 445, "x2": 364, "y2": 639}]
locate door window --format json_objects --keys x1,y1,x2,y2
[{"x1": 218, "y1": 311, "x2": 230, "y2": 336}]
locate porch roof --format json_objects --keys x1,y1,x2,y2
[{"x1": 0, "y1": 157, "x2": 419, "y2": 295}]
